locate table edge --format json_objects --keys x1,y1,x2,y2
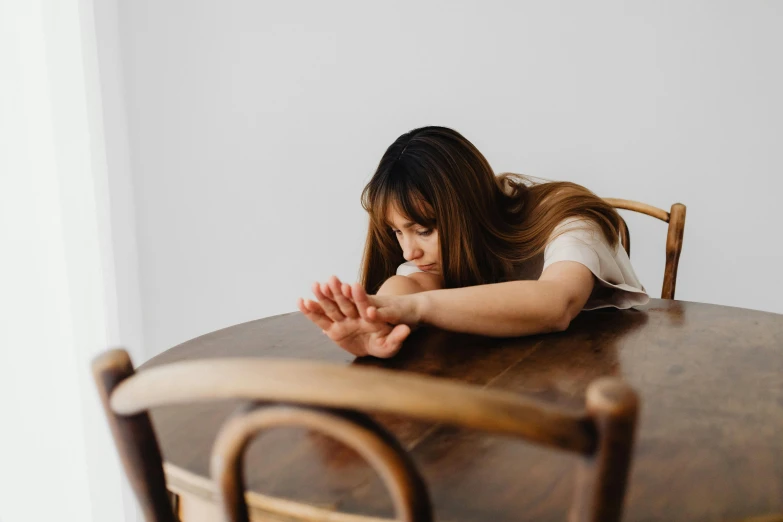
[{"x1": 163, "y1": 462, "x2": 393, "y2": 522}]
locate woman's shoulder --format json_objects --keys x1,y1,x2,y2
[
  {"x1": 542, "y1": 217, "x2": 649, "y2": 310},
  {"x1": 548, "y1": 217, "x2": 605, "y2": 243}
]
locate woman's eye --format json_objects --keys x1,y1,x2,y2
[
  {"x1": 392, "y1": 229, "x2": 402, "y2": 236},
  {"x1": 417, "y1": 229, "x2": 432, "y2": 237}
]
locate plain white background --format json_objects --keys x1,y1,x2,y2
[
  {"x1": 109, "y1": 1, "x2": 783, "y2": 360},
  {"x1": 2, "y1": 1, "x2": 132, "y2": 521}
]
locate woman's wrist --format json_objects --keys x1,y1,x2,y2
[{"x1": 410, "y1": 291, "x2": 431, "y2": 325}]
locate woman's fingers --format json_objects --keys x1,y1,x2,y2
[
  {"x1": 328, "y1": 276, "x2": 359, "y2": 319},
  {"x1": 312, "y1": 281, "x2": 345, "y2": 321},
  {"x1": 303, "y1": 298, "x2": 325, "y2": 315},
  {"x1": 369, "y1": 324, "x2": 411, "y2": 358},
  {"x1": 386, "y1": 323, "x2": 411, "y2": 346},
  {"x1": 297, "y1": 298, "x2": 333, "y2": 331},
  {"x1": 368, "y1": 304, "x2": 398, "y2": 324},
  {"x1": 319, "y1": 281, "x2": 334, "y2": 299},
  {"x1": 351, "y1": 283, "x2": 378, "y2": 322}
]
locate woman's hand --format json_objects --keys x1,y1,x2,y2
[
  {"x1": 348, "y1": 282, "x2": 423, "y2": 326},
  {"x1": 297, "y1": 276, "x2": 419, "y2": 358}
]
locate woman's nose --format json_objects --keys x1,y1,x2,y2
[{"x1": 402, "y1": 238, "x2": 422, "y2": 261}]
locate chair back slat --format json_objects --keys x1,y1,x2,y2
[
  {"x1": 111, "y1": 358, "x2": 596, "y2": 454},
  {"x1": 604, "y1": 198, "x2": 687, "y2": 299},
  {"x1": 211, "y1": 404, "x2": 433, "y2": 522},
  {"x1": 94, "y1": 351, "x2": 639, "y2": 522}
]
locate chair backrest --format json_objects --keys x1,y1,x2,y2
[
  {"x1": 93, "y1": 349, "x2": 639, "y2": 522},
  {"x1": 604, "y1": 198, "x2": 686, "y2": 300}
]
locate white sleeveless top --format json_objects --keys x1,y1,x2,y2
[{"x1": 396, "y1": 218, "x2": 650, "y2": 310}]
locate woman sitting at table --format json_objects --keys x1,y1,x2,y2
[{"x1": 298, "y1": 126, "x2": 648, "y2": 358}]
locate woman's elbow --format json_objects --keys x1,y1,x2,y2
[
  {"x1": 548, "y1": 299, "x2": 580, "y2": 333},
  {"x1": 550, "y1": 312, "x2": 572, "y2": 333}
]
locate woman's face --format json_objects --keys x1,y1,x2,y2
[{"x1": 386, "y1": 206, "x2": 441, "y2": 274}]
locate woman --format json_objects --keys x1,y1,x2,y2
[{"x1": 297, "y1": 126, "x2": 648, "y2": 358}]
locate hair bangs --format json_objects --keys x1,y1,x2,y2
[{"x1": 363, "y1": 164, "x2": 436, "y2": 231}]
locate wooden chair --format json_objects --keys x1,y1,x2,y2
[
  {"x1": 604, "y1": 198, "x2": 686, "y2": 300},
  {"x1": 93, "y1": 349, "x2": 640, "y2": 522}
]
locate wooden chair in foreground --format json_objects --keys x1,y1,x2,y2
[
  {"x1": 603, "y1": 198, "x2": 686, "y2": 300},
  {"x1": 93, "y1": 349, "x2": 640, "y2": 522}
]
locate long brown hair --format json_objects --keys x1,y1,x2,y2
[{"x1": 360, "y1": 126, "x2": 622, "y2": 293}]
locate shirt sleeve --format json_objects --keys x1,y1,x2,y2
[
  {"x1": 396, "y1": 261, "x2": 423, "y2": 276},
  {"x1": 543, "y1": 218, "x2": 650, "y2": 310}
]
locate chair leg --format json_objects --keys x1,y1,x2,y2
[
  {"x1": 92, "y1": 349, "x2": 177, "y2": 522},
  {"x1": 569, "y1": 378, "x2": 639, "y2": 522}
]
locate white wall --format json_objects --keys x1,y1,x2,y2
[
  {"x1": 116, "y1": 1, "x2": 783, "y2": 357},
  {"x1": 1, "y1": 1, "x2": 135, "y2": 521},
  {"x1": 92, "y1": 0, "x2": 146, "y2": 519},
  {"x1": 94, "y1": 0, "x2": 145, "y2": 368}
]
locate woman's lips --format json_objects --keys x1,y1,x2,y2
[{"x1": 417, "y1": 264, "x2": 435, "y2": 271}]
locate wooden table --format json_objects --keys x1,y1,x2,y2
[{"x1": 142, "y1": 299, "x2": 783, "y2": 522}]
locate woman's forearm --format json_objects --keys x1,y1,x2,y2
[{"x1": 413, "y1": 280, "x2": 574, "y2": 337}]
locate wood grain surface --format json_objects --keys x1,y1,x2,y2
[{"x1": 142, "y1": 299, "x2": 783, "y2": 521}]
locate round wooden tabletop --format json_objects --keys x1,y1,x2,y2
[{"x1": 142, "y1": 299, "x2": 783, "y2": 522}]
